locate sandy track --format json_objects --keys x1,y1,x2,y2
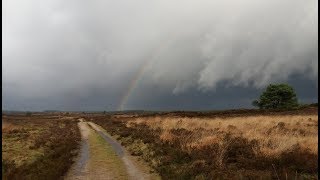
[
  {"x1": 65, "y1": 119, "x2": 154, "y2": 180},
  {"x1": 65, "y1": 120, "x2": 90, "y2": 179},
  {"x1": 88, "y1": 122, "x2": 149, "y2": 180}
]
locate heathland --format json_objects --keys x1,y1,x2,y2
[
  {"x1": 2, "y1": 113, "x2": 80, "y2": 179},
  {"x1": 90, "y1": 107, "x2": 318, "y2": 179},
  {"x1": 2, "y1": 106, "x2": 318, "y2": 179}
]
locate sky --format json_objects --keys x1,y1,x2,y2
[{"x1": 2, "y1": 0, "x2": 318, "y2": 111}]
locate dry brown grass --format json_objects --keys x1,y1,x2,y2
[
  {"x1": 92, "y1": 112, "x2": 318, "y2": 179},
  {"x1": 2, "y1": 122, "x2": 20, "y2": 133},
  {"x1": 127, "y1": 115, "x2": 318, "y2": 156},
  {"x1": 2, "y1": 114, "x2": 81, "y2": 180}
]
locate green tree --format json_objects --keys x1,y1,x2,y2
[{"x1": 252, "y1": 83, "x2": 299, "y2": 109}]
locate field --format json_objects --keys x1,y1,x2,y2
[
  {"x1": 2, "y1": 107, "x2": 318, "y2": 179},
  {"x1": 90, "y1": 107, "x2": 318, "y2": 179},
  {"x1": 2, "y1": 113, "x2": 80, "y2": 180}
]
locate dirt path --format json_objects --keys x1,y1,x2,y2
[
  {"x1": 65, "y1": 119, "x2": 159, "y2": 180},
  {"x1": 87, "y1": 122, "x2": 151, "y2": 180},
  {"x1": 64, "y1": 120, "x2": 90, "y2": 179}
]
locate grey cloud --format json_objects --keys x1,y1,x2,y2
[{"x1": 2, "y1": 0, "x2": 318, "y2": 110}]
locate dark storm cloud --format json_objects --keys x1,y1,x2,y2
[
  {"x1": 2, "y1": 0, "x2": 318, "y2": 111},
  {"x1": 124, "y1": 74, "x2": 318, "y2": 111}
]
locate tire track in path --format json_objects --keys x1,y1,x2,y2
[
  {"x1": 65, "y1": 119, "x2": 158, "y2": 180},
  {"x1": 65, "y1": 119, "x2": 127, "y2": 180},
  {"x1": 87, "y1": 122, "x2": 149, "y2": 180},
  {"x1": 65, "y1": 120, "x2": 90, "y2": 179}
]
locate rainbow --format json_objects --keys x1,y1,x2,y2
[
  {"x1": 117, "y1": 60, "x2": 151, "y2": 110},
  {"x1": 117, "y1": 39, "x2": 172, "y2": 111}
]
